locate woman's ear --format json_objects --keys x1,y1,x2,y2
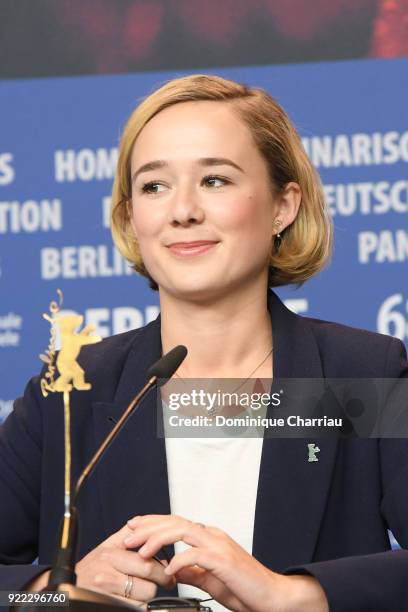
[{"x1": 274, "y1": 182, "x2": 302, "y2": 232}]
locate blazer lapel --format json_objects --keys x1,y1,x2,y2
[
  {"x1": 91, "y1": 317, "x2": 172, "y2": 539},
  {"x1": 252, "y1": 292, "x2": 339, "y2": 571}
]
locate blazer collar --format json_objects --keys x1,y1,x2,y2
[
  {"x1": 92, "y1": 291, "x2": 338, "y2": 571},
  {"x1": 268, "y1": 289, "x2": 322, "y2": 379},
  {"x1": 252, "y1": 291, "x2": 338, "y2": 570}
]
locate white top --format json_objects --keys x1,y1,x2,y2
[{"x1": 165, "y1": 435, "x2": 264, "y2": 612}]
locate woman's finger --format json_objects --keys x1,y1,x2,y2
[
  {"x1": 127, "y1": 514, "x2": 172, "y2": 530},
  {"x1": 103, "y1": 522, "x2": 136, "y2": 549},
  {"x1": 92, "y1": 567, "x2": 157, "y2": 601},
  {"x1": 127, "y1": 523, "x2": 214, "y2": 558},
  {"x1": 109, "y1": 548, "x2": 175, "y2": 588},
  {"x1": 174, "y1": 564, "x2": 246, "y2": 612},
  {"x1": 127, "y1": 514, "x2": 207, "y2": 532},
  {"x1": 165, "y1": 547, "x2": 219, "y2": 575}
]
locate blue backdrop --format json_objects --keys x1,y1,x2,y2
[{"x1": 1, "y1": 57, "x2": 407, "y2": 423}]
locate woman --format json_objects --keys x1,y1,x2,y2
[{"x1": 1, "y1": 75, "x2": 407, "y2": 611}]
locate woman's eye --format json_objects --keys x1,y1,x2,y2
[
  {"x1": 202, "y1": 175, "x2": 229, "y2": 188},
  {"x1": 141, "y1": 181, "x2": 166, "y2": 194}
]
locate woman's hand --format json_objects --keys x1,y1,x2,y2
[
  {"x1": 74, "y1": 521, "x2": 175, "y2": 603},
  {"x1": 124, "y1": 515, "x2": 329, "y2": 612}
]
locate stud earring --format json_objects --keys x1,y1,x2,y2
[{"x1": 274, "y1": 220, "x2": 282, "y2": 251}]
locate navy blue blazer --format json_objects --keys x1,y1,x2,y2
[{"x1": 1, "y1": 291, "x2": 408, "y2": 611}]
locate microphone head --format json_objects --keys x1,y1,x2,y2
[{"x1": 147, "y1": 345, "x2": 188, "y2": 380}]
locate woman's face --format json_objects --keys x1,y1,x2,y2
[{"x1": 130, "y1": 100, "x2": 292, "y2": 301}]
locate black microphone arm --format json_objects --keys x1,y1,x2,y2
[{"x1": 47, "y1": 345, "x2": 188, "y2": 589}]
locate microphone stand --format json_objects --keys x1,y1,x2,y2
[{"x1": 47, "y1": 375, "x2": 158, "y2": 593}]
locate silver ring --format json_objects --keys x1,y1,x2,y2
[{"x1": 124, "y1": 574, "x2": 133, "y2": 599}]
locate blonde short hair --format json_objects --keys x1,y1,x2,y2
[{"x1": 111, "y1": 74, "x2": 332, "y2": 288}]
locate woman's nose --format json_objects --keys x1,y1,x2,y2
[{"x1": 169, "y1": 186, "x2": 205, "y2": 227}]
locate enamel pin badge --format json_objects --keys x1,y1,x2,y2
[{"x1": 308, "y1": 443, "x2": 320, "y2": 462}]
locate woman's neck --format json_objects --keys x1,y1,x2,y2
[{"x1": 160, "y1": 284, "x2": 273, "y2": 379}]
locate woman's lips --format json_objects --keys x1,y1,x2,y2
[{"x1": 167, "y1": 240, "x2": 219, "y2": 257}]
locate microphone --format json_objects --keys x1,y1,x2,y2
[
  {"x1": 147, "y1": 344, "x2": 187, "y2": 380},
  {"x1": 45, "y1": 346, "x2": 187, "y2": 601}
]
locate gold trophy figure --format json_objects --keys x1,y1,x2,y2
[
  {"x1": 52, "y1": 315, "x2": 100, "y2": 392},
  {"x1": 39, "y1": 291, "x2": 101, "y2": 551}
]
